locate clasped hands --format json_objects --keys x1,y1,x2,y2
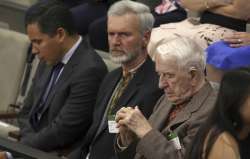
[{"x1": 115, "y1": 106, "x2": 152, "y2": 147}]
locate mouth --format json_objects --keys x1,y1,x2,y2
[
  {"x1": 37, "y1": 54, "x2": 43, "y2": 59},
  {"x1": 110, "y1": 50, "x2": 124, "y2": 56},
  {"x1": 164, "y1": 89, "x2": 174, "y2": 96}
]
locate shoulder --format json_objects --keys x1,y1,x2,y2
[
  {"x1": 208, "y1": 132, "x2": 240, "y2": 159},
  {"x1": 195, "y1": 82, "x2": 218, "y2": 112}
]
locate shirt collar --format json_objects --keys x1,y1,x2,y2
[
  {"x1": 61, "y1": 36, "x2": 82, "y2": 65},
  {"x1": 122, "y1": 58, "x2": 146, "y2": 77}
]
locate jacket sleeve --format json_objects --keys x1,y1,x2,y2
[{"x1": 135, "y1": 106, "x2": 214, "y2": 159}]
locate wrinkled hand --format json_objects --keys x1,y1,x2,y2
[
  {"x1": 0, "y1": 152, "x2": 7, "y2": 159},
  {"x1": 116, "y1": 106, "x2": 152, "y2": 138},
  {"x1": 224, "y1": 32, "x2": 250, "y2": 47},
  {"x1": 117, "y1": 125, "x2": 136, "y2": 147}
]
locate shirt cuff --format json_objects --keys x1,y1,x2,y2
[
  {"x1": 116, "y1": 136, "x2": 128, "y2": 151},
  {"x1": 5, "y1": 152, "x2": 14, "y2": 159}
]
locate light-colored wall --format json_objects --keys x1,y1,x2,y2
[{"x1": 0, "y1": 0, "x2": 37, "y2": 33}]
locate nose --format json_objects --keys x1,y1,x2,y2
[
  {"x1": 110, "y1": 34, "x2": 121, "y2": 46},
  {"x1": 159, "y1": 75, "x2": 169, "y2": 89},
  {"x1": 31, "y1": 44, "x2": 39, "y2": 55}
]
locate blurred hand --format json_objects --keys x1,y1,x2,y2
[
  {"x1": 116, "y1": 106, "x2": 152, "y2": 138},
  {"x1": 224, "y1": 32, "x2": 250, "y2": 47}
]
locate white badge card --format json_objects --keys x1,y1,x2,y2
[
  {"x1": 167, "y1": 132, "x2": 181, "y2": 150},
  {"x1": 108, "y1": 115, "x2": 119, "y2": 133}
]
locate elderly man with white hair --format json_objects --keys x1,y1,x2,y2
[{"x1": 115, "y1": 37, "x2": 217, "y2": 159}]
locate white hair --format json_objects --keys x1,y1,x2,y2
[
  {"x1": 155, "y1": 36, "x2": 206, "y2": 73},
  {"x1": 108, "y1": 0, "x2": 155, "y2": 34}
]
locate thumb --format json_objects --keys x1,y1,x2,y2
[{"x1": 135, "y1": 106, "x2": 141, "y2": 113}]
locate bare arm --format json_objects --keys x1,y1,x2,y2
[
  {"x1": 180, "y1": 0, "x2": 232, "y2": 12},
  {"x1": 210, "y1": 0, "x2": 250, "y2": 20}
]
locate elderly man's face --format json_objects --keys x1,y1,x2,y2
[
  {"x1": 107, "y1": 13, "x2": 146, "y2": 64},
  {"x1": 155, "y1": 54, "x2": 194, "y2": 104},
  {"x1": 27, "y1": 23, "x2": 63, "y2": 65}
]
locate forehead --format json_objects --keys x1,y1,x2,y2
[
  {"x1": 155, "y1": 54, "x2": 179, "y2": 72},
  {"x1": 107, "y1": 13, "x2": 140, "y2": 32},
  {"x1": 27, "y1": 23, "x2": 49, "y2": 40}
]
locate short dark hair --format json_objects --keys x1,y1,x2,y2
[
  {"x1": 185, "y1": 67, "x2": 250, "y2": 159},
  {"x1": 25, "y1": 0, "x2": 77, "y2": 36}
]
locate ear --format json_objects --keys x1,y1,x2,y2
[
  {"x1": 142, "y1": 30, "x2": 151, "y2": 48},
  {"x1": 188, "y1": 67, "x2": 199, "y2": 86},
  {"x1": 55, "y1": 27, "x2": 66, "y2": 43}
]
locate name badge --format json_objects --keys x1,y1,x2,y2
[
  {"x1": 167, "y1": 132, "x2": 181, "y2": 150},
  {"x1": 108, "y1": 115, "x2": 119, "y2": 133}
]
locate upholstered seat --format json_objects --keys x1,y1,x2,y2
[{"x1": 0, "y1": 28, "x2": 29, "y2": 111}]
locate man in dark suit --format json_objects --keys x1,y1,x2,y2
[
  {"x1": 68, "y1": 1, "x2": 163, "y2": 159},
  {"x1": 17, "y1": 1, "x2": 107, "y2": 154}
]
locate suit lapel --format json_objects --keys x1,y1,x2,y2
[
  {"x1": 42, "y1": 61, "x2": 74, "y2": 114},
  {"x1": 112, "y1": 72, "x2": 141, "y2": 113},
  {"x1": 39, "y1": 41, "x2": 84, "y2": 117},
  {"x1": 163, "y1": 82, "x2": 212, "y2": 133},
  {"x1": 96, "y1": 57, "x2": 151, "y2": 137},
  {"x1": 148, "y1": 96, "x2": 173, "y2": 132},
  {"x1": 30, "y1": 64, "x2": 53, "y2": 115},
  {"x1": 91, "y1": 69, "x2": 122, "y2": 141},
  {"x1": 114, "y1": 56, "x2": 151, "y2": 112},
  {"x1": 101, "y1": 70, "x2": 122, "y2": 115}
]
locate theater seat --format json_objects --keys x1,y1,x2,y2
[{"x1": 0, "y1": 28, "x2": 29, "y2": 112}]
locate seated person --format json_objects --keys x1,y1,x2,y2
[
  {"x1": 180, "y1": 0, "x2": 250, "y2": 31},
  {"x1": 115, "y1": 36, "x2": 217, "y2": 159},
  {"x1": 206, "y1": 40, "x2": 250, "y2": 87},
  {"x1": 18, "y1": 0, "x2": 107, "y2": 154},
  {"x1": 149, "y1": 0, "x2": 250, "y2": 58},
  {"x1": 147, "y1": 18, "x2": 235, "y2": 59},
  {"x1": 185, "y1": 67, "x2": 250, "y2": 159},
  {"x1": 67, "y1": 1, "x2": 163, "y2": 159}
]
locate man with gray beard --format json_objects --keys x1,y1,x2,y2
[{"x1": 68, "y1": 1, "x2": 163, "y2": 159}]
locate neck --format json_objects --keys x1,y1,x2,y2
[
  {"x1": 62, "y1": 34, "x2": 79, "y2": 55},
  {"x1": 193, "y1": 77, "x2": 206, "y2": 95},
  {"x1": 122, "y1": 50, "x2": 147, "y2": 72}
]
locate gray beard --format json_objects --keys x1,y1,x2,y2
[{"x1": 109, "y1": 52, "x2": 137, "y2": 64}]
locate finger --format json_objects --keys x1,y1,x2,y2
[
  {"x1": 225, "y1": 37, "x2": 243, "y2": 44},
  {"x1": 118, "y1": 107, "x2": 127, "y2": 113},
  {"x1": 134, "y1": 106, "x2": 142, "y2": 114},
  {"x1": 233, "y1": 32, "x2": 245, "y2": 36},
  {"x1": 229, "y1": 43, "x2": 244, "y2": 48},
  {"x1": 115, "y1": 112, "x2": 127, "y2": 122},
  {"x1": 224, "y1": 37, "x2": 239, "y2": 43},
  {"x1": 224, "y1": 32, "x2": 242, "y2": 41},
  {"x1": 118, "y1": 118, "x2": 130, "y2": 126}
]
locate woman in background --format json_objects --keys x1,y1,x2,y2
[
  {"x1": 185, "y1": 67, "x2": 250, "y2": 159},
  {"x1": 180, "y1": 0, "x2": 249, "y2": 31}
]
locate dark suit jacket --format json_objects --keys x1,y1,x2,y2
[
  {"x1": 18, "y1": 38, "x2": 108, "y2": 153},
  {"x1": 69, "y1": 56, "x2": 163, "y2": 159},
  {"x1": 116, "y1": 82, "x2": 217, "y2": 159}
]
